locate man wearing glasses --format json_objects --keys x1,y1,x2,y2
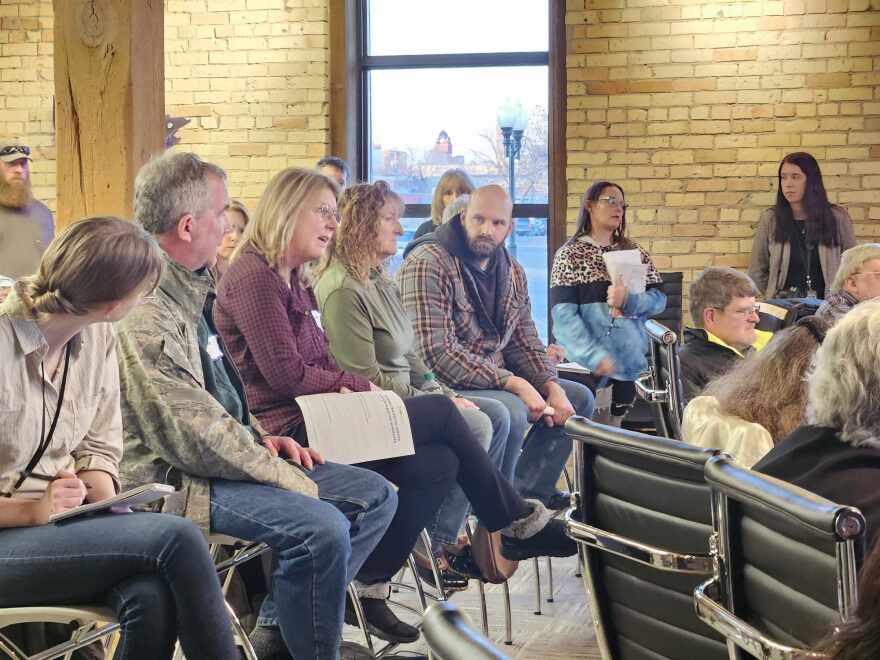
[
  {"x1": 817, "y1": 244, "x2": 880, "y2": 326},
  {"x1": 0, "y1": 140, "x2": 54, "y2": 301},
  {"x1": 680, "y1": 266, "x2": 762, "y2": 404}
]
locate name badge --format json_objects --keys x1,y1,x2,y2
[
  {"x1": 206, "y1": 335, "x2": 224, "y2": 362},
  {"x1": 311, "y1": 310, "x2": 323, "y2": 330}
]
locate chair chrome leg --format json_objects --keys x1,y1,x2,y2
[
  {"x1": 406, "y1": 552, "x2": 429, "y2": 612},
  {"x1": 533, "y1": 557, "x2": 542, "y2": 615},
  {"x1": 502, "y1": 579, "x2": 513, "y2": 645},
  {"x1": 546, "y1": 557, "x2": 555, "y2": 602},
  {"x1": 347, "y1": 583, "x2": 375, "y2": 654},
  {"x1": 0, "y1": 633, "x2": 27, "y2": 660},
  {"x1": 476, "y1": 578, "x2": 489, "y2": 636},
  {"x1": 226, "y1": 600, "x2": 258, "y2": 660},
  {"x1": 420, "y1": 529, "x2": 447, "y2": 601}
]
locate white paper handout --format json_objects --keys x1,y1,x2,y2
[
  {"x1": 295, "y1": 390, "x2": 415, "y2": 465},
  {"x1": 602, "y1": 249, "x2": 647, "y2": 294}
]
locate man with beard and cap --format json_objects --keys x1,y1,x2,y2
[
  {"x1": 0, "y1": 139, "x2": 54, "y2": 301},
  {"x1": 397, "y1": 184, "x2": 595, "y2": 510}
]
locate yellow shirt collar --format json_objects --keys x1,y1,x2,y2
[{"x1": 705, "y1": 329, "x2": 772, "y2": 357}]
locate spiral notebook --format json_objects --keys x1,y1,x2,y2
[{"x1": 48, "y1": 483, "x2": 176, "y2": 523}]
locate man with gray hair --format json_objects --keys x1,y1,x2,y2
[
  {"x1": 816, "y1": 243, "x2": 880, "y2": 326},
  {"x1": 755, "y1": 299, "x2": 880, "y2": 548},
  {"x1": 115, "y1": 151, "x2": 396, "y2": 660},
  {"x1": 679, "y1": 266, "x2": 761, "y2": 403}
]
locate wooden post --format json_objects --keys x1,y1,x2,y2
[{"x1": 54, "y1": 0, "x2": 164, "y2": 228}]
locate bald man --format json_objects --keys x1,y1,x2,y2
[{"x1": 398, "y1": 185, "x2": 594, "y2": 510}]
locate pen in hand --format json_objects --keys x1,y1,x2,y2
[{"x1": 29, "y1": 473, "x2": 93, "y2": 489}]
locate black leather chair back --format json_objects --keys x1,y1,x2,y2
[
  {"x1": 565, "y1": 417, "x2": 727, "y2": 660},
  {"x1": 696, "y1": 455, "x2": 865, "y2": 658},
  {"x1": 651, "y1": 271, "x2": 683, "y2": 339},
  {"x1": 422, "y1": 602, "x2": 509, "y2": 660},
  {"x1": 634, "y1": 320, "x2": 684, "y2": 440}
]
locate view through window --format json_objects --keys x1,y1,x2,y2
[{"x1": 361, "y1": 0, "x2": 551, "y2": 341}]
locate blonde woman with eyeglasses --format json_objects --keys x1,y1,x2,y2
[
  {"x1": 816, "y1": 243, "x2": 880, "y2": 326},
  {"x1": 549, "y1": 180, "x2": 666, "y2": 425}
]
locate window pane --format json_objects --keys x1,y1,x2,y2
[
  {"x1": 368, "y1": 0, "x2": 549, "y2": 56},
  {"x1": 385, "y1": 216, "x2": 549, "y2": 344},
  {"x1": 369, "y1": 67, "x2": 549, "y2": 206}
]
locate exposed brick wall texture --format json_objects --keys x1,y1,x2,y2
[
  {"x1": 566, "y1": 0, "x2": 880, "y2": 314},
  {"x1": 0, "y1": 0, "x2": 330, "y2": 214}
]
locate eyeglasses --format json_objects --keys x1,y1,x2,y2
[
  {"x1": 853, "y1": 271, "x2": 880, "y2": 279},
  {"x1": 719, "y1": 304, "x2": 761, "y2": 318},
  {"x1": 315, "y1": 204, "x2": 340, "y2": 224},
  {"x1": 0, "y1": 145, "x2": 30, "y2": 158},
  {"x1": 597, "y1": 196, "x2": 627, "y2": 211}
]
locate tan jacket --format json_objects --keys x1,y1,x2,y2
[
  {"x1": 681, "y1": 396, "x2": 774, "y2": 468},
  {"x1": 115, "y1": 254, "x2": 317, "y2": 533},
  {"x1": 0, "y1": 293, "x2": 122, "y2": 499},
  {"x1": 747, "y1": 206, "x2": 856, "y2": 299}
]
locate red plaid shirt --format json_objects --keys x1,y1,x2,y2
[{"x1": 214, "y1": 247, "x2": 372, "y2": 436}]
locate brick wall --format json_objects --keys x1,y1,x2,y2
[
  {"x1": 0, "y1": 0, "x2": 331, "y2": 214},
  {"x1": 566, "y1": 0, "x2": 880, "y2": 310},
  {"x1": 0, "y1": 0, "x2": 55, "y2": 211}
]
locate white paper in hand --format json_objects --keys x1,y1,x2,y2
[
  {"x1": 602, "y1": 249, "x2": 647, "y2": 294},
  {"x1": 295, "y1": 390, "x2": 415, "y2": 465}
]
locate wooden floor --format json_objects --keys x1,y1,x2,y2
[{"x1": 343, "y1": 554, "x2": 602, "y2": 659}]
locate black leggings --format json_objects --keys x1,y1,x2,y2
[
  {"x1": 354, "y1": 394, "x2": 530, "y2": 585},
  {"x1": 582, "y1": 376, "x2": 637, "y2": 417}
]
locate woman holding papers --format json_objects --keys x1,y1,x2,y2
[
  {"x1": 550, "y1": 180, "x2": 666, "y2": 426},
  {"x1": 215, "y1": 168, "x2": 576, "y2": 642},
  {"x1": 0, "y1": 218, "x2": 238, "y2": 659}
]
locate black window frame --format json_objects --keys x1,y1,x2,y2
[{"x1": 353, "y1": 2, "x2": 551, "y2": 222}]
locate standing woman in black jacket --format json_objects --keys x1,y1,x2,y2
[{"x1": 748, "y1": 152, "x2": 856, "y2": 300}]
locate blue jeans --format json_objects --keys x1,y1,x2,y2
[
  {"x1": 462, "y1": 379, "x2": 595, "y2": 503},
  {"x1": 0, "y1": 513, "x2": 238, "y2": 660},
  {"x1": 210, "y1": 462, "x2": 396, "y2": 660},
  {"x1": 426, "y1": 395, "x2": 511, "y2": 547}
]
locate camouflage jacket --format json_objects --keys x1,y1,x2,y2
[{"x1": 115, "y1": 253, "x2": 317, "y2": 532}]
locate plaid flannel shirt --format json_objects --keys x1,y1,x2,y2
[{"x1": 397, "y1": 242, "x2": 556, "y2": 391}]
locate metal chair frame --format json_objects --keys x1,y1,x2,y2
[
  {"x1": 694, "y1": 456, "x2": 865, "y2": 660},
  {"x1": 0, "y1": 607, "x2": 120, "y2": 660},
  {"x1": 634, "y1": 319, "x2": 684, "y2": 440}
]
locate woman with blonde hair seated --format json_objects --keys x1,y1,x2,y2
[
  {"x1": 681, "y1": 315, "x2": 826, "y2": 467},
  {"x1": 817, "y1": 243, "x2": 880, "y2": 326},
  {"x1": 213, "y1": 198, "x2": 251, "y2": 278},
  {"x1": 213, "y1": 168, "x2": 576, "y2": 643},
  {"x1": 411, "y1": 168, "x2": 475, "y2": 241},
  {"x1": 0, "y1": 217, "x2": 239, "y2": 660}
]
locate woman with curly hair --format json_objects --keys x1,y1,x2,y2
[
  {"x1": 214, "y1": 168, "x2": 576, "y2": 642},
  {"x1": 315, "y1": 180, "x2": 515, "y2": 588},
  {"x1": 748, "y1": 152, "x2": 856, "y2": 300},
  {"x1": 682, "y1": 316, "x2": 827, "y2": 466}
]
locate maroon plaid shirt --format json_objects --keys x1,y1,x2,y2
[{"x1": 214, "y1": 247, "x2": 372, "y2": 436}]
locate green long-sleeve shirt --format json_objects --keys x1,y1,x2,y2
[{"x1": 314, "y1": 261, "x2": 454, "y2": 399}]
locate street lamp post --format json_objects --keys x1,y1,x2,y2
[{"x1": 497, "y1": 100, "x2": 528, "y2": 259}]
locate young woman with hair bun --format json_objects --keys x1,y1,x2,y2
[{"x1": 0, "y1": 217, "x2": 239, "y2": 660}]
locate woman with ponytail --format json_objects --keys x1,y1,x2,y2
[{"x1": 0, "y1": 217, "x2": 240, "y2": 660}]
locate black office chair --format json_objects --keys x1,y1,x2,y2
[
  {"x1": 651, "y1": 271, "x2": 684, "y2": 339},
  {"x1": 695, "y1": 454, "x2": 865, "y2": 659},
  {"x1": 634, "y1": 319, "x2": 684, "y2": 440},
  {"x1": 565, "y1": 416, "x2": 728, "y2": 660},
  {"x1": 422, "y1": 601, "x2": 509, "y2": 660}
]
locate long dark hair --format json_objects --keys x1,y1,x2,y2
[
  {"x1": 772, "y1": 152, "x2": 839, "y2": 246},
  {"x1": 816, "y1": 539, "x2": 880, "y2": 659},
  {"x1": 571, "y1": 180, "x2": 633, "y2": 249}
]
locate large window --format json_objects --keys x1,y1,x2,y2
[{"x1": 357, "y1": 0, "x2": 552, "y2": 341}]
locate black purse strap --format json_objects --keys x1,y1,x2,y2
[{"x1": 6, "y1": 343, "x2": 73, "y2": 496}]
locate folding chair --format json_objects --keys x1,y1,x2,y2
[
  {"x1": 695, "y1": 454, "x2": 865, "y2": 659},
  {"x1": 0, "y1": 607, "x2": 119, "y2": 660}
]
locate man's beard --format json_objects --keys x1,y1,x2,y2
[
  {"x1": 466, "y1": 235, "x2": 502, "y2": 259},
  {"x1": 0, "y1": 175, "x2": 33, "y2": 209}
]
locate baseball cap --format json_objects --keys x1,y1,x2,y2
[{"x1": 0, "y1": 140, "x2": 32, "y2": 163}]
